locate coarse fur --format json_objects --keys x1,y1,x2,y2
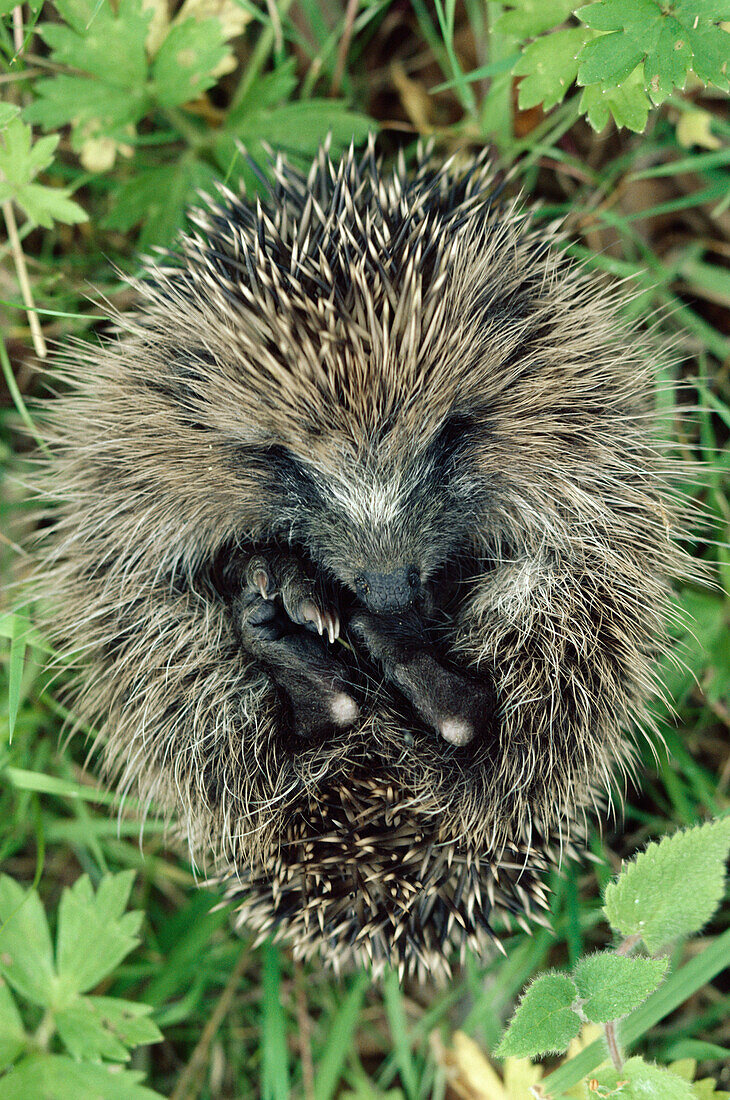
[{"x1": 32, "y1": 141, "x2": 696, "y2": 980}]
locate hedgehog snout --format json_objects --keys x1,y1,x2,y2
[{"x1": 353, "y1": 565, "x2": 421, "y2": 612}]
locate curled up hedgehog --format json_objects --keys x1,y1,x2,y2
[{"x1": 34, "y1": 141, "x2": 694, "y2": 980}]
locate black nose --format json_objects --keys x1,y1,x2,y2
[{"x1": 355, "y1": 566, "x2": 421, "y2": 612}]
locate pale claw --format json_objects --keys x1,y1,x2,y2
[
  {"x1": 253, "y1": 569, "x2": 269, "y2": 599},
  {"x1": 301, "y1": 599, "x2": 324, "y2": 635}
]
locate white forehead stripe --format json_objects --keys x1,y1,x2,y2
[{"x1": 329, "y1": 475, "x2": 404, "y2": 526}]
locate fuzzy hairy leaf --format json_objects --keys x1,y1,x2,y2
[
  {"x1": 604, "y1": 816, "x2": 730, "y2": 952},
  {"x1": 0, "y1": 876, "x2": 56, "y2": 1007},
  {"x1": 56, "y1": 872, "x2": 143, "y2": 998},
  {"x1": 592, "y1": 1056, "x2": 696, "y2": 1099},
  {"x1": 572, "y1": 952, "x2": 668, "y2": 1023},
  {"x1": 497, "y1": 972, "x2": 581, "y2": 1058}
]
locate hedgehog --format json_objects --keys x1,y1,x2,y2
[{"x1": 32, "y1": 139, "x2": 694, "y2": 981}]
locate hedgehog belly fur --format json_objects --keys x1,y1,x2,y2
[{"x1": 35, "y1": 141, "x2": 693, "y2": 979}]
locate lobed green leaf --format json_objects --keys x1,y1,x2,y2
[
  {"x1": 55, "y1": 996, "x2": 162, "y2": 1063},
  {"x1": 152, "y1": 18, "x2": 229, "y2": 108},
  {"x1": 0, "y1": 982, "x2": 26, "y2": 1072},
  {"x1": 0, "y1": 1054, "x2": 164, "y2": 1099},
  {"x1": 579, "y1": 66, "x2": 650, "y2": 133},
  {"x1": 0, "y1": 876, "x2": 56, "y2": 1008},
  {"x1": 514, "y1": 28, "x2": 588, "y2": 111},
  {"x1": 55, "y1": 871, "x2": 143, "y2": 998},
  {"x1": 496, "y1": 0, "x2": 578, "y2": 37}
]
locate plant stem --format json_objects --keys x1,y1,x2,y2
[
  {"x1": 604, "y1": 1020, "x2": 623, "y2": 1071},
  {"x1": 2, "y1": 197, "x2": 46, "y2": 358}
]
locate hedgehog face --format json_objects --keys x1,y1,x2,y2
[{"x1": 258, "y1": 415, "x2": 486, "y2": 615}]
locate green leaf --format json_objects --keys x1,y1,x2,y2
[
  {"x1": 0, "y1": 876, "x2": 56, "y2": 1007},
  {"x1": 496, "y1": 972, "x2": 581, "y2": 1059},
  {"x1": 645, "y1": 17, "x2": 693, "y2": 104},
  {"x1": 514, "y1": 28, "x2": 588, "y2": 111},
  {"x1": 592, "y1": 1056, "x2": 696, "y2": 1099},
  {"x1": 56, "y1": 872, "x2": 142, "y2": 998},
  {"x1": 12, "y1": 183, "x2": 87, "y2": 229},
  {"x1": 313, "y1": 972, "x2": 370, "y2": 1100},
  {"x1": 0, "y1": 1054, "x2": 164, "y2": 1099},
  {"x1": 577, "y1": 0, "x2": 730, "y2": 107},
  {"x1": 0, "y1": 124, "x2": 88, "y2": 227},
  {"x1": 580, "y1": 66, "x2": 650, "y2": 133},
  {"x1": 0, "y1": 104, "x2": 20, "y2": 131},
  {"x1": 572, "y1": 952, "x2": 668, "y2": 1023},
  {"x1": 102, "y1": 158, "x2": 219, "y2": 247},
  {"x1": 496, "y1": 0, "x2": 577, "y2": 37},
  {"x1": 261, "y1": 941, "x2": 290, "y2": 1100},
  {"x1": 24, "y1": 75, "x2": 150, "y2": 140},
  {"x1": 56, "y1": 996, "x2": 161, "y2": 1063},
  {"x1": 0, "y1": 980, "x2": 26, "y2": 1072},
  {"x1": 40, "y1": 0, "x2": 150, "y2": 87},
  {"x1": 55, "y1": 1002, "x2": 131, "y2": 1063},
  {"x1": 667, "y1": 1040, "x2": 730, "y2": 1063},
  {"x1": 604, "y1": 816, "x2": 730, "y2": 953},
  {"x1": 227, "y1": 59, "x2": 298, "y2": 126},
  {"x1": 684, "y1": 23, "x2": 730, "y2": 91},
  {"x1": 543, "y1": 928, "x2": 730, "y2": 1095},
  {"x1": 152, "y1": 18, "x2": 228, "y2": 108},
  {"x1": 579, "y1": 0, "x2": 661, "y2": 34},
  {"x1": 88, "y1": 997, "x2": 162, "y2": 1049},
  {"x1": 0, "y1": 119, "x2": 58, "y2": 186},
  {"x1": 577, "y1": 31, "x2": 646, "y2": 86},
  {"x1": 674, "y1": 0, "x2": 730, "y2": 16},
  {"x1": 225, "y1": 99, "x2": 373, "y2": 158},
  {"x1": 26, "y1": 0, "x2": 152, "y2": 147}
]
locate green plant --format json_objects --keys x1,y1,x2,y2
[
  {"x1": 438, "y1": 0, "x2": 730, "y2": 134},
  {"x1": 18, "y1": 0, "x2": 372, "y2": 247},
  {"x1": 0, "y1": 870, "x2": 163, "y2": 1097},
  {"x1": 497, "y1": 817, "x2": 730, "y2": 1097}
]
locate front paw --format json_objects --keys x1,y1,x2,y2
[
  {"x1": 231, "y1": 549, "x2": 358, "y2": 739},
  {"x1": 350, "y1": 611, "x2": 496, "y2": 747}
]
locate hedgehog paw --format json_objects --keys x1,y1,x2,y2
[
  {"x1": 232, "y1": 551, "x2": 357, "y2": 739},
  {"x1": 350, "y1": 610, "x2": 496, "y2": 748},
  {"x1": 244, "y1": 553, "x2": 339, "y2": 643}
]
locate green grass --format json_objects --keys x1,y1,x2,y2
[{"x1": 1, "y1": 2, "x2": 729, "y2": 1097}]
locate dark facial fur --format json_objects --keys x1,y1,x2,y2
[{"x1": 33, "y1": 143, "x2": 695, "y2": 980}]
